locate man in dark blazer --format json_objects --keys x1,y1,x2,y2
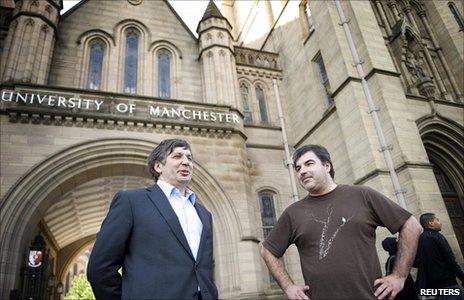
[{"x1": 87, "y1": 139, "x2": 218, "y2": 300}]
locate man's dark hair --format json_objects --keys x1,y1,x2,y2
[
  {"x1": 147, "y1": 139, "x2": 191, "y2": 181},
  {"x1": 419, "y1": 213, "x2": 435, "y2": 229},
  {"x1": 381, "y1": 237, "x2": 398, "y2": 256},
  {"x1": 292, "y1": 145, "x2": 335, "y2": 179}
]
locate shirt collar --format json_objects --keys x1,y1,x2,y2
[{"x1": 156, "y1": 180, "x2": 196, "y2": 205}]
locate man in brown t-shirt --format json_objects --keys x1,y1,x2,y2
[{"x1": 260, "y1": 145, "x2": 422, "y2": 300}]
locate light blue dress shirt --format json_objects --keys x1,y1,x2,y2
[{"x1": 157, "y1": 180, "x2": 203, "y2": 260}]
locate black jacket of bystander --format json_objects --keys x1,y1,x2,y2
[{"x1": 416, "y1": 228, "x2": 464, "y2": 289}]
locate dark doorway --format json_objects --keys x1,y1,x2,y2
[{"x1": 433, "y1": 165, "x2": 464, "y2": 254}]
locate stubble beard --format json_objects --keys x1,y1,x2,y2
[{"x1": 306, "y1": 176, "x2": 332, "y2": 196}]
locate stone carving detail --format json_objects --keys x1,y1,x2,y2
[
  {"x1": 235, "y1": 47, "x2": 279, "y2": 70},
  {"x1": 379, "y1": 1, "x2": 461, "y2": 101},
  {"x1": 417, "y1": 80, "x2": 437, "y2": 99},
  {"x1": 405, "y1": 47, "x2": 427, "y2": 83},
  {"x1": 7, "y1": 112, "x2": 234, "y2": 139},
  {"x1": 389, "y1": 21, "x2": 438, "y2": 99},
  {"x1": 402, "y1": 40, "x2": 436, "y2": 98},
  {"x1": 236, "y1": 66, "x2": 282, "y2": 80},
  {"x1": 404, "y1": 47, "x2": 436, "y2": 98}
]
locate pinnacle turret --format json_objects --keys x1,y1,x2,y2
[{"x1": 200, "y1": 0, "x2": 225, "y2": 22}]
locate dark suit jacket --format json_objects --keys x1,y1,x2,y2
[{"x1": 87, "y1": 185, "x2": 218, "y2": 300}]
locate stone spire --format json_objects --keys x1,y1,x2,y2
[
  {"x1": 197, "y1": 0, "x2": 239, "y2": 109},
  {"x1": 0, "y1": 0, "x2": 62, "y2": 84},
  {"x1": 200, "y1": 0, "x2": 226, "y2": 22}
]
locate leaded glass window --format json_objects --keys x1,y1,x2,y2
[
  {"x1": 449, "y1": 2, "x2": 464, "y2": 31},
  {"x1": 259, "y1": 191, "x2": 280, "y2": 285},
  {"x1": 158, "y1": 51, "x2": 170, "y2": 98},
  {"x1": 86, "y1": 41, "x2": 104, "y2": 90},
  {"x1": 240, "y1": 82, "x2": 253, "y2": 124},
  {"x1": 124, "y1": 30, "x2": 138, "y2": 94},
  {"x1": 259, "y1": 191, "x2": 277, "y2": 238},
  {"x1": 315, "y1": 54, "x2": 334, "y2": 106},
  {"x1": 255, "y1": 85, "x2": 269, "y2": 124}
]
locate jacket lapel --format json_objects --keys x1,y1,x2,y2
[
  {"x1": 146, "y1": 185, "x2": 195, "y2": 260},
  {"x1": 194, "y1": 203, "x2": 210, "y2": 265}
]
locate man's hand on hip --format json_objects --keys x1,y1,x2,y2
[
  {"x1": 284, "y1": 284, "x2": 310, "y2": 300},
  {"x1": 374, "y1": 274, "x2": 405, "y2": 300}
]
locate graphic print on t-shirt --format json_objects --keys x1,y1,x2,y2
[{"x1": 310, "y1": 205, "x2": 355, "y2": 260}]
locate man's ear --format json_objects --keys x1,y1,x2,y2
[
  {"x1": 154, "y1": 161, "x2": 163, "y2": 173},
  {"x1": 325, "y1": 162, "x2": 331, "y2": 173},
  {"x1": 427, "y1": 220, "x2": 434, "y2": 228}
]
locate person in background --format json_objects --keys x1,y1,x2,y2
[
  {"x1": 382, "y1": 237, "x2": 418, "y2": 300},
  {"x1": 416, "y1": 213, "x2": 464, "y2": 300}
]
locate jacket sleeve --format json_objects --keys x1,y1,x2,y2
[
  {"x1": 87, "y1": 192, "x2": 133, "y2": 300},
  {"x1": 436, "y1": 233, "x2": 464, "y2": 281}
]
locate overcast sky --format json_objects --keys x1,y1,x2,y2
[{"x1": 62, "y1": 0, "x2": 221, "y2": 36}]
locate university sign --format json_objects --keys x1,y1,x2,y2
[{"x1": 1, "y1": 90, "x2": 240, "y2": 124}]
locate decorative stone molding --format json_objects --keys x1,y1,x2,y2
[
  {"x1": 5, "y1": 111, "x2": 237, "y2": 139},
  {"x1": 417, "y1": 80, "x2": 437, "y2": 99},
  {"x1": 235, "y1": 46, "x2": 280, "y2": 71},
  {"x1": 236, "y1": 66, "x2": 282, "y2": 80}
]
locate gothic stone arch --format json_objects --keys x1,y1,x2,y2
[
  {"x1": 0, "y1": 138, "x2": 241, "y2": 298},
  {"x1": 418, "y1": 115, "x2": 464, "y2": 253}
]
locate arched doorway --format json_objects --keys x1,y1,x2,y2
[
  {"x1": 0, "y1": 138, "x2": 241, "y2": 299},
  {"x1": 419, "y1": 115, "x2": 464, "y2": 254},
  {"x1": 431, "y1": 164, "x2": 464, "y2": 253}
]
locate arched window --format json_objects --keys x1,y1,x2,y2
[
  {"x1": 124, "y1": 30, "x2": 138, "y2": 94},
  {"x1": 240, "y1": 82, "x2": 253, "y2": 124},
  {"x1": 258, "y1": 191, "x2": 277, "y2": 238},
  {"x1": 255, "y1": 84, "x2": 269, "y2": 124},
  {"x1": 314, "y1": 53, "x2": 334, "y2": 106},
  {"x1": 448, "y1": 1, "x2": 464, "y2": 31},
  {"x1": 158, "y1": 50, "x2": 170, "y2": 98},
  {"x1": 259, "y1": 190, "x2": 280, "y2": 285},
  {"x1": 86, "y1": 41, "x2": 104, "y2": 90}
]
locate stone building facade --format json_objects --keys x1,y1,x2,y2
[{"x1": 0, "y1": 0, "x2": 462, "y2": 299}]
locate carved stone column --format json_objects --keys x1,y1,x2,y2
[
  {"x1": 387, "y1": 0, "x2": 401, "y2": 22},
  {"x1": 375, "y1": 0, "x2": 392, "y2": 36},
  {"x1": 418, "y1": 10, "x2": 463, "y2": 101},
  {"x1": 421, "y1": 44, "x2": 448, "y2": 99},
  {"x1": 403, "y1": 5, "x2": 420, "y2": 30}
]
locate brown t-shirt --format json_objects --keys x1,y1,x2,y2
[{"x1": 263, "y1": 185, "x2": 412, "y2": 300}]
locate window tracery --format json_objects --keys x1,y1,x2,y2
[
  {"x1": 158, "y1": 50, "x2": 170, "y2": 98},
  {"x1": 240, "y1": 82, "x2": 253, "y2": 124},
  {"x1": 123, "y1": 30, "x2": 139, "y2": 94},
  {"x1": 86, "y1": 41, "x2": 104, "y2": 90},
  {"x1": 255, "y1": 84, "x2": 269, "y2": 124}
]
